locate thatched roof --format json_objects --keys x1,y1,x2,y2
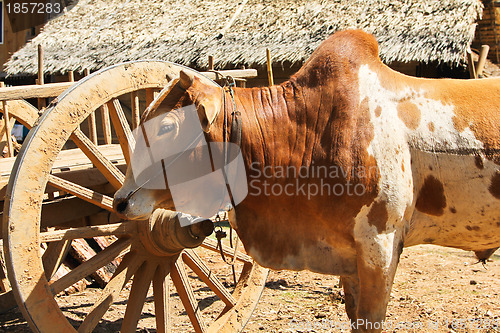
[{"x1": 4, "y1": 0, "x2": 483, "y2": 75}]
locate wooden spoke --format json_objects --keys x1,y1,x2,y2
[
  {"x1": 70, "y1": 128, "x2": 125, "y2": 189},
  {"x1": 201, "y1": 237, "x2": 253, "y2": 264},
  {"x1": 153, "y1": 264, "x2": 171, "y2": 333},
  {"x1": 49, "y1": 237, "x2": 132, "y2": 295},
  {"x1": 47, "y1": 174, "x2": 114, "y2": 212},
  {"x1": 121, "y1": 260, "x2": 157, "y2": 333},
  {"x1": 40, "y1": 221, "x2": 137, "y2": 243},
  {"x1": 100, "y1": 104, "x2": 112, "y2": 144},
  {"x1": 0, "y1": 260, "x2": 10, "y2": 293},
  {"x1": 145, "y1": 88, "x2": 156, "y2": 106},
  {"x1": 182, "y1": 250, "x2": 236, "y2": 307},
  {"x1": 170, "y1": 256, "x2": 206, "y2": 333},
  {"x1": 42, "y1": 239, "x2": 71, "y2": 280},
  {"x1": 78, "y1": 252, "x2": 143, "y2": 333},
  {"x1": 107, "y1": 99, "x2": 135, "y2": 165},
  {"x1": 131, "y1": 91, "x2": 140, "y2": 130},
  {"x1": 88, "y1": 111, "x2": 98, "y2": 145}
]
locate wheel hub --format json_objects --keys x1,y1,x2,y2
[{"x1": 139, "y1": 208, "x2": 214, "y2": 256}]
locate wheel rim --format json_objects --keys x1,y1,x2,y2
[
  {"x1": 3, "y1": 61, "x2": 267, "y2": 332},
  {"x1": 0, "y1": 99, "x2": 39, "y2": 313}
]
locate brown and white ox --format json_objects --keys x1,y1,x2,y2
[{"x1": 114, "y1": 30, "x2": 500, "y2": 332}]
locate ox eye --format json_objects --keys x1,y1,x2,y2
[{"x1": 158, "y1": 123, "x2": 176, "y2": 135}]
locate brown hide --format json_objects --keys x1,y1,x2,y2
[{"x1": 200, "y1": 30, "x2": 381, "y2": 271}]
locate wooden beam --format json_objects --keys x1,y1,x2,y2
[
  {"x1": 0, "y1": 69, "x2": 256, "y2": 102},
  {"x1": 201, "y1": 69, "x2": 257, "y2": 80},
  {"x1": 0, "y1": 82, "x2": 74, "y2": 101}
]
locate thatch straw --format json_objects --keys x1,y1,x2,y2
[{"x1": 4, "y1": 0, "x2": 483, "y2": 75}]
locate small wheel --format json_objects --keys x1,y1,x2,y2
[
  {"x1": 0, "y1": 99, "x2": 39, "y2": 313},
  {"x1": 4, "y1": 61, "x2": 267, "y2": 332}
]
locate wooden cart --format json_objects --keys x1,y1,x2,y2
[{"x1": 1, "y1": 61, "x2": 268, "y2": 332}]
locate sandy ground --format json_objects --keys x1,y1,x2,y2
[{"x1": 0, "y1": 244, "x2": 498, "y2": 333}]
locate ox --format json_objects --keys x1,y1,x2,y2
[{"x1": 114, "y1": 30, "x2": 500, "y2": 332}]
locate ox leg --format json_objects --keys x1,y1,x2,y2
[
  {"x1": 340, "y1": 275, "x2": 360, "y2": 323},
  {"x1": 353, "y1": 235, "x2": 404, "y2": 333}
]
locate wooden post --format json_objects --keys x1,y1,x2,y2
[
  {"x1": 131, "y1": 91, "x2": 140, "y2": 130},
  {"x1": 0, "y1": 82, "x2": 14, "y2": 157},
  {"x1": 476, "y1": 45, "x2": 490, "y2": 77},
  {"x1": 37, "y1": 45, "x2": 46, "y2": 110},
  {"x1": 68, "y1": 70, "x2": 74, "y2": 82},
  {"x1": 467, "y1": 52, "x2": 477, "y2": 79},
  {"x1": 208, "y1": 56, "x2": 214, "y2": 71},
  {"x1": 84, "y1": 69, "x2": 98, "y2": 144},
  {"x1": 101, "y1": 104, "x2": 112, "y2": 144},
  {"x1": 266, "y1": 48, "x2": 274, "y2": 86}
]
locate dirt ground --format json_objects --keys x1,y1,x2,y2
[{"x1": 0, "y1": 244, "x2": 498, "y2": 333}]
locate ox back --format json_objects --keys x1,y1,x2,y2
[{"x1": 221, "y1": 30, "x2": 500, "y2": 276}]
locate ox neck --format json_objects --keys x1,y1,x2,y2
[{"x1": 210, "y1": 80, "x2": 309, "y2": 175}]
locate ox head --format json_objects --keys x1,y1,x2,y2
[{"x1": 113, "y1": 69, "x2": 224, "y2": 220}]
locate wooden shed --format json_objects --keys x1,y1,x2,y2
[{"x1": 3, "y1": 0, "x2": 484, "y2": 84}]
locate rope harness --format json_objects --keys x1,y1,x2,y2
[{"x1": 210, "y1": 72, "x2": 242, "y2": 269}]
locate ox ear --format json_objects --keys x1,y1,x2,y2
[{"x1": 179, "y1": 70, "x2": 222, "y2": 133}]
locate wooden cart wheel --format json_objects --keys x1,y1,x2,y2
[
  {"x1": 3, "y1": 61, "x2": 268, "y2": 332},
  {"x1": 0, "y1": 99, "x2": 39, "y2": 313}
]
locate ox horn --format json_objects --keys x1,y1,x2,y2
[
  {"x1": 142, "y1": 74, "x2": 181, "y2": 116},
  {"x1": 142, "y1": 70, "x2": 195, "y2": 117},
  {"x1": 179, "y1": 70, "x2": 194, "y2": 89}
]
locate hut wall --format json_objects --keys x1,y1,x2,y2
[
  {"x1": 0, "y1": 0, "x2": 71, "y2": 76},
  {"x1": 0, "y1": 6, "x2": 44, "y2": 73},
  {"x1": 474, "y1": 0, "x2": 500, "y2": 64}
]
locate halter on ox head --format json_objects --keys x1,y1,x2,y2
[{"x1": 113, "y1": 68, "x2": 225, "y2": 221}]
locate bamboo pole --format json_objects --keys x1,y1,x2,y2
[
  {"x1": 476, "y1": 45, "x2": 490, "y2": 77},
  {"x1": 37, "y1": 45, "x2": 46, "y2": 110},
  {"x1": 266, "y1": 48, "x2": 274, "y2": 86},
  {"x1": 0, "y1": 82, "x2": 14, "y2": 157}
]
